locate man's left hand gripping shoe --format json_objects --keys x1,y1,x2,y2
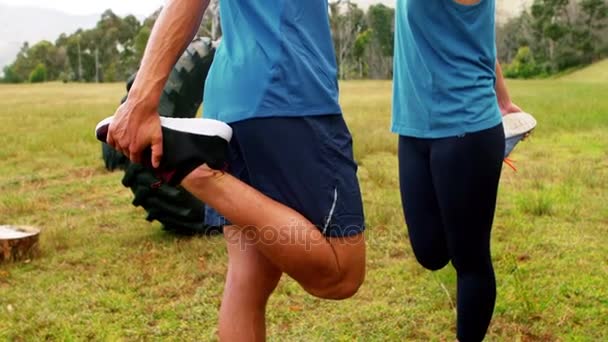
[{"x1": 96, "y1": 116, "x2": 233, "y2": 186}]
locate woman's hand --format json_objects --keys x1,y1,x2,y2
[{"x1": 500, "y1": 101, "x2": 523, "y2": 116}]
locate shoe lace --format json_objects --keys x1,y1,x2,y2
[{"x1": 503, "y1": 157, "x2": 517, "y2": 172}]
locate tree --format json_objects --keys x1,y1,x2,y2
[
  {"x1": 93, "y1": 10, "x2": 142, "y2": 81},
  {"x1": 28, "y1": 41, "x2": 61, "y2": 80},
  {"x1": 1, "y1": 65, "x2": 23, "y2": 83},
  {"x1": 29, "y1": 63, "x2": 47, "y2": 83},
  {"x1": 497, "y1": 12, "x2": 534, "y2": 63},
  {"x1": 577, "y1": 0, "x2": 608, "y2": 62},
  {"x1": 530, "y1": 0, "x2": 575, "y2": 71},
  {"x1": 504, "y1": 46, "x2": 543, "y2": 78},
  {"x1": 134, "y1": 26, "x2": 152, "y2": 61},
  {"x1": 366, "y1": 4, "x2": 394, "y2": 79},
  {"x1": 498, "y1": 0, "x2": 608, "y2": 76},
  {"x1": 10, "y1": 42, "x2": 34, "y2": 82},
  {"x1": 353, "y1": 29, "x2": 372, "y2": 78},
  {"x1": 330, "y1": 0, "x2": 366, "y2": 79}
]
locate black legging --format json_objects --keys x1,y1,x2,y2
[{"x1": 398, "y1": 124, "x2": 505, "y2": 342}]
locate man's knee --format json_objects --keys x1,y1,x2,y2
[
  {"x1": 305, "y1": 252, "x2": 366, "y2": 299},
  {"x1": 306, "y1": 273, "x2": 365, "y2": 300},
  {"x1": 306, "y1": 233, "x2": 366, "y2": 299}
]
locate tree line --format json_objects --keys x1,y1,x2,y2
[
  {"x1": 0, "y1": 7, "x2": 218, "y2": 84},
  {"x1": 497, "y1": 0, "x2": 608, "y2": 78},
  {"x1": 3, "y1": 10, "x2": 146, "y2": 84},
  {"x1": 1, "y1": 1, "x2": 394, "y2": 83},
  {"x1": 2, "y1": 0, "x2": 606, "y2": 83}
]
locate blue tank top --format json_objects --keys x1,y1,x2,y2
[
  {"x1": 203, "y1": 0, "x2": 342, "y2": 123},
  {"x1": 392, "y1": 0, "x2": 502, "y2": 138}
]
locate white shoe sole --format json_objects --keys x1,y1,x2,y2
[
  {"x1": 95, "y1": 116, "x2": 233, "y2": 142},
  {"x1": 503, "y1": 112, "x2": 537, "y2": 139}
]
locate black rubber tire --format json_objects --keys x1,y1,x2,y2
[
  {"x1": 158, "y1": 37, "x2": 215, "y2": 118},
  {"x1": 100, "y1": 36, "x2": 221, "y2": 235},
  {"x1": 102, "y1": 143, "x2": 129, "y2": 171}
]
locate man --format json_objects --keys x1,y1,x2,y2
[
  {"x1": 392, "y1": 0, "x2": 523, "y2": 341},
  {"x1": 104, "y1": 0, "x2": 366, "y2": 340}
]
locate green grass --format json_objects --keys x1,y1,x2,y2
[
  {"x1": 560, "y1": 59, "x2": 608, "y2": 83},
  {"x1": 1, "y1": 79, "x2": 607, "y2": 341}
]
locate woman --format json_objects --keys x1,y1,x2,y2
[{"x1": 392, "y1": 0, "x2": 522, "y2": 340}]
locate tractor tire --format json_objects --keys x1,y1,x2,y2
[
  {"x1": 100, "y1": 36, "x2": 221, "y2": 236},
  {"x1": 158, "y1": 37, "x2": 215, "y2": 118}
]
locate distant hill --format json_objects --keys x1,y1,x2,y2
[
  {"x1": 0, "y1": 4, "x2": 98, "y2": 72},
  {"x1": 560, "y1": 59, "x2": 608, "y2": 82}
]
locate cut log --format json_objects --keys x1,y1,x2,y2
[{"x1": 0, "y1": 225, "x2": 40, "y2": 263}]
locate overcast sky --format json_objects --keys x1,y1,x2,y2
[
  {"x1": 0, "y1": 0, "x2": 168, "y2": 16},
  {"x1": 0, "y1": 0, "x2": 394, "y2": 16}
]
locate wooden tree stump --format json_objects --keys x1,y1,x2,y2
[{"x1": 0, "y1": 225, "x2": 40, "y2": 263}]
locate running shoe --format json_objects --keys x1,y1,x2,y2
[{"x1": 95, "y1": 116, "x2": 232, "y2": 185}]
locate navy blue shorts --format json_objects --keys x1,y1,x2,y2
[{"x1": 205, "y1": 114, "x2": 365, "y2": 237}]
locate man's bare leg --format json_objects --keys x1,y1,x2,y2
[
  {"x1": 219, "y1": 226, "x2": 282, "y2": 341},
  {"x1": 182, "y1": 167, "x2": 366, "y2": 299}
]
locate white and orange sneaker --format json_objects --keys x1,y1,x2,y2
[{"x1": 503, "y1": 112, "x2": 537, "y2": 170}]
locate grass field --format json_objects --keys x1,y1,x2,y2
[
  {"x1": 560, "y1": 59, "x2": 608, "y2": 83},
  {"x1": 0, "y1": 75, "x2": 607, "y2": 341}
]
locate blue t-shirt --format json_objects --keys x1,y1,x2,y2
[
  {"x1": 203, "y1": 0, "x2": 342, "y2": 123},
  {"x1": 392, "y1": 0, "x2": 502, "y2": 138}
]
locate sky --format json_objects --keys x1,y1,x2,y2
[
  {"x1": 0, "y1": 0, "x2": 395, "y2": 16},
  {"x1": 0, "y1": 0, "x2": 168, "y2": 16}
]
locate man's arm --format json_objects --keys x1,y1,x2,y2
[
  {"x1": 107, "y1": 0, "x2": 210, "y2": 167},
  {"x1": 495, "y1": 61, "x2": 522, "y2": 116}
]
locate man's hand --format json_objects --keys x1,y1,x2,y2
[
  {"x1": 106, "y1": 99, "x2": 164, "y2": 168},
  {"x1": 105, "y1": 0, "x2": 211, "y2": 168}
]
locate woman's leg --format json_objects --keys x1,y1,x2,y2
[
  {"x1": 430, "y1": 124, "x2": 505, "y2": 342},
  {"x1": 398, "y1": 136, "x2": 450, "y2": 270}
]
